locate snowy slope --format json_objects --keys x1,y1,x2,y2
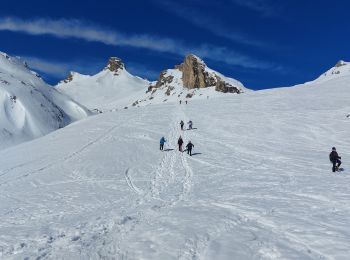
[
  {"x1": 310, "y1": 60, "x2": 350, "y2": 84},
  {"x1": 0, "y1": 52, "x2": 90, "y2": 150},
  {"x1": 56, "y1": 58, "x2": 150, "y2": 111},
  {"x1": 1, "y1": 64, "x2": 350, "y2": 259}
]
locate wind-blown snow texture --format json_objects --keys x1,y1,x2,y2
[
  {"x1": 0, "y1": 52, "x2": 90, "y2": 150},
  {"x1": 0, "y1": 61, "x2": 350, "y2": 259}
]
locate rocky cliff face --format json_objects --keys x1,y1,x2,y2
[
  {"x1": 150, "y1": 54, "x2": 242, "y2": 94},
  {"x1": 179, "y1": 55, "x2": 208, "y2": 89}
]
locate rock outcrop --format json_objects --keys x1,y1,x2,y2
[
  {"x1": 155, "y1": 71, "x2": 174, "y2": 88},
  {"x1": 150, "y1": 54, "x2": 242, "y2": 94},
  {"x1": 335, "y1": 60, "x2": 346, "y2": 68},
  {"x1": 62, "y1": 72, "x2": 75, "y2": 83},
  {"x1": 178, "y1": 55, "x2": 208, "y2": 89},
  {"x1": 215, "y1": 80, "x2": 240, "y2": 93},
  {"x1": 104, "y1": 57, "x2": 125, "y2": 74}
]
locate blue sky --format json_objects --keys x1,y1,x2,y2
[{"x1": 0, "y1": 0, "x2": 349, "y2": 89}]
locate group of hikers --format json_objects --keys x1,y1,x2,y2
[
  {"x1": 180, "y1": 120, "x2": 193, "y2": 131},
  {"x1": 177, "y1": 136, "x2": 194, "y2": 156},
  {"x1": 159, "y1": 120, "x2": 195, "y2": 156},
  {"x1": 162, "y1": 123, "x2": 343, "y2": 171}
]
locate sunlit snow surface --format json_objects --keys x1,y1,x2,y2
[
  {"x1": 56, "y1": 69, "x2": 150, "y2": 111},
  {"x1": 0, "y1": 52, "x2": 90, "y2": 150},
  {"x1": 1, "y1": 67, "x2": 350, "y2": 259}
]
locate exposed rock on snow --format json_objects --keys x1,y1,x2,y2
[
  {"x1": 335, "y1": 60, "x2": 346, "y2": 67},
  {"x1": 60, "y1": 71, "x2": 75, "y2": 84},
  {"x1": 179, "y1": 54, "x2": 208, "y2": 89},
  {"x1": 138, "y1": 54, "x2": 246, "y2": 106},
  {"x1": 104, "y1": 57, "x2": 125, "y2": 74},
  {"x1": 154, "y1": 70, "x2": 175, "y2": 89},
  {"x1": 151, "y1": 54, "x2": 243, "y2": 94}
]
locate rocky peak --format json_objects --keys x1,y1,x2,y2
[
  {"x1": 149, "y1": 54, "x2": 243, "y2": 94},
  {"x1": 61, "y1": 71, "x2": 75, "y2": 84},
  {"x1": 179, "y1": 54, "x2": 241, "y2": 93},
  {"x1": 177, "y1": 54, "x2": 208, "y2": 89},
  {"x1": 105, "y1": 57, "x2": 125, "y2": 74},
  {"x1": 335, "y1": 60, "x2": 347, "y2": 68}
]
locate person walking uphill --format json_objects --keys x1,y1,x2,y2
[
  {"x1": 329, "y1": 147, "x2": 341, "y2": 172},
  {"x1": 188, "y1": 120, "x2": 193, "y2": 130},
  {"x1": 178, "y1": 136, "x2": 184, "y2": 152},
  {"x1": 180, "y1": 120, "x2": 184, "y2": 131},
  {"x1": 186, "y1": 141, "x2": 194, "y2": 156},
  {"x1": 160, "y1": 137, "x2": 166, "y2": 151}
]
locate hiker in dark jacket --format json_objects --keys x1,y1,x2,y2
[
  {"x1": 180, "y1": 120, "x2": 184, "y2": 131},
  {"x1": 178, "y1": 136, "x2": 184, "y2": 152},
  {"x1": 186, "y1": 141, "x2": 194, "y2": 156},
  {"x1": 188, "y1": 120, "x2": 193, "y2": 130},
  {"x1": 329, "y1": 147, "x2": 341, "y2": 172}
]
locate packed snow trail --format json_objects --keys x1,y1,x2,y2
[
  {"x1": 95, "y1": 105, "x2": 197, "y2": 259},
  {"x1": 1, "y1": 79, "x2": 350, "y2": 259}
]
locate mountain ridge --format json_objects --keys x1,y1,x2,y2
[
  {"x1": 0, "y1": 51, "x2": 90, "y2": 150},
  {"x1": 57, "y1": 54, "x2": 247, "y2": 110}
]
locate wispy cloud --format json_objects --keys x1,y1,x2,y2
[
  {"x1": 0, "y1": 16, "x2": 196, "y2": 53},
  {"x1": 152, "y1": 0, "x2": 268, "y2": 48},
  {"x1": 1, "y1": 16, "x2": 282, "y2": 71},
  {"x1": 230, "y1": 0, "x2": 279, "y2": 17},
  {"x1": 22, "y1": 56, "x2": 104, "y2": 79}
]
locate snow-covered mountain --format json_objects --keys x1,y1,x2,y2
[
  {"x1": 131, "y1": 54, "x2": 247, "y2": 107},
  {"x1": 57, "y1": 54, "x2": 247, "y2": 110},
  {"x1": 1, "y1": 58, "x2": 350, "y2": 259},
  {"x1": 0, "y1": 52, "x2": 90, "y2": 150},
  {"x1": 56, "y1": 57, "x2": 150, "y2": 111},
  {"x1": 310, "y1": 60, "x2": 350, "y2": 84}
]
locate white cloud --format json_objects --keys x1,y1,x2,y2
[
  {"x1": 230, "y1": 0, "x2": 278, "y2": 17},
  {"x1": 153, "y1": 0, "x2": 268, "y2": 48},
  {"x1": 22, "y1": 56, "x2": 104, "y2": 79},
  {"x1": 22, "y1": 57, "x2": 71, "y2": 78},
  {"x1": 0, "y1": 17, "x2": 186, "y2": 52},
  {"x1": 1, "y1": 16, "x2": 281, "y2": 71},
  {"x1": 0, "y1": 17, "x2": 117, "y2": 44}
]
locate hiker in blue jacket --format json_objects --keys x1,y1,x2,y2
[{"x1": 160, "y1": 137, "x2": 166, "y2": 151}]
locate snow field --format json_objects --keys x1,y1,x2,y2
[{"x1": 0, "y1": 63, "x2": 350, "y2": 259}]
